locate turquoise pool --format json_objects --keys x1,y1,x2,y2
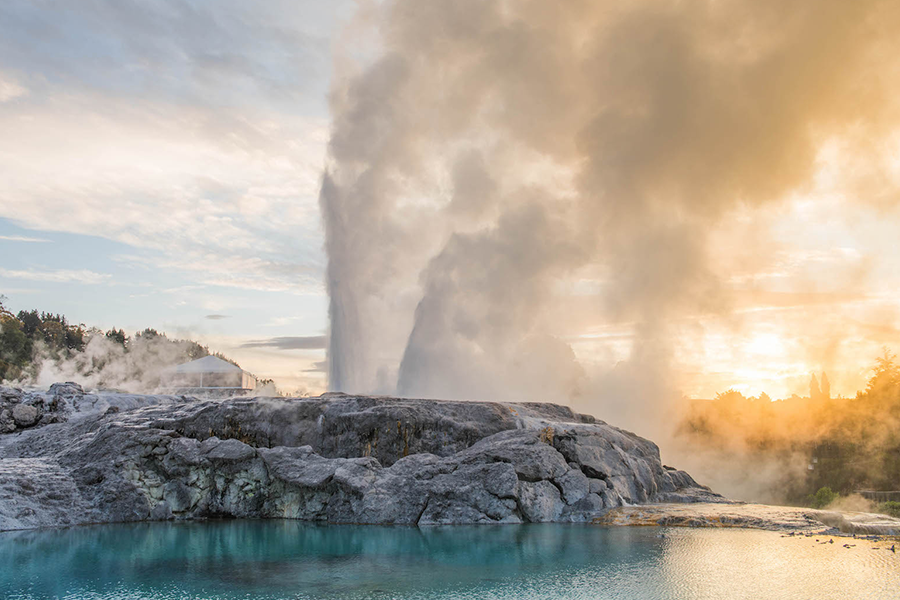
[{"x1": 1, "y1": 520, "x2": 898, "y2": 599}]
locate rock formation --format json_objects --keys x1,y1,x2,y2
[{"x1": 0, "y1": 384, "x2": 721, "y2": 531}]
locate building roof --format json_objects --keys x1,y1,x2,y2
[{"x1": 172, "y1": 355, "x2": 243, "y2": 374}]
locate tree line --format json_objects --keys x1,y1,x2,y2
[{"x1": 0, "y1": 296, "x2": 238, "y2": 386}]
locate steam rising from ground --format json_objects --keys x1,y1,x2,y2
[
  {"x1": 321, "y1": 0, "x2": 900, "y2": 441},
  {"x1": 13, "y1": 333, "x2": 204, "y2": 394}
]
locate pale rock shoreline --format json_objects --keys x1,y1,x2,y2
[{"x1": 597, "y1": 502, "x2": 900, "y2": 537}]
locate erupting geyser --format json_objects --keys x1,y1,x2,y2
[{"x1": 319, "y1": 0, "x2": 900, "y2": 438}]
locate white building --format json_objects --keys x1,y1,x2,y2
[{"x1": 165, "y1": 355, "x2": 257, "y2": 394}]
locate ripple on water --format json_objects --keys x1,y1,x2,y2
[{"x1": 1, "y1": 521, "x2": 898, "y2": 600}]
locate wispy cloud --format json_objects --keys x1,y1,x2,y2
[
  {"x1": 0, "y1": 0, "x2": 341, "y2": 298},
  {"x1": 304, "y1": 360, "x2": 327, "y2": 373},
  {"x1": 264, "y1": 316, "x2": 302, "y2": 327},
  {"x1": 0, "y1": 74, "x2": 26, "y2": 103},
  {"x1": 0, "y1": 234, "x2": 49, "y2": 243},
  {"x1": 205, "y1": 314, "x2": 230, "y2": 320},
  {"x1": 240, "y1": 335, "x2": 326, "y2": 350},
  {"x1": 0, "y1": 268, "x2": 111, "y2": 284}
]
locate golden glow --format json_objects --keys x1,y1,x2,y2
[{"x1": 744, "y1": 333, "x2": 786, "y2": 359}]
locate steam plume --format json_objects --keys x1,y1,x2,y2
[{"x1": 321, "y1": 0, "x2": 900, "y2": 433}]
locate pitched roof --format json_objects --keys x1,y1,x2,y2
[{"x1": 173, "y1": 355, "x2": 242, "y2": 374}]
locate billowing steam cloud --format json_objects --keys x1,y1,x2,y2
[
  {"x1": 321, "y1": 0, "x2": 900, "y2": 433},
  {"x1": 19, "y1": 333, "x2": 205, "y2": 394}
]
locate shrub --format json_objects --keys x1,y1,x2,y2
[
  {"x1": 877, "y1": 501, "x2": 900, "y2": 518},
  {"x1": 807, "y1": 486, "x2": 839, "y2": 509}
]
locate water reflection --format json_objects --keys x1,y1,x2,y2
[
  {"x1": 1, "y1": 521, "x2": 897, "y2": 599},
  {"x1": 660, "y1": 528, "x2": 900, "y2": 599}
]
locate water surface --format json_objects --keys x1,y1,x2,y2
[{"x1": 1, "y1": 520, "x2": 897, "y2": 599}]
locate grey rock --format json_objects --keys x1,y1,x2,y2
[
  {"x1": 460, "y1": 429, "x2": 569, "y2": 481},
  {"x1": 556, "y1": 468, "x2": 590, "y2": 505},
  {"x1": 0, "y1": 458, "x2": 91, "y2": 530},
  {"x1": 164, "y1": 438, "x2": 202, "y2": 468},
  {"x1": 561, "y1": 493, "x2": 605, "y2": 522},
  {"x1": 600, "y1": 488, "x2": 621, "y2": 508},
  {"x1": 517, "y1": 480, "x2": 565, "y2": 522},
  {"x1": 0, "y1": 409, "x2": 14, "y2": 433},
  {"x1": 653, "y1": 487, "x2": 727, "y2": 504},
  {"x1": 332, "y1": 457, "x2": 381, "y2": 493},
  {"x1": 48, "y1": 382, "x2": 84, "y2": 397},
  {"x1": 418, "y1": 461, "x2": 521, "y2": 525},
  {"x1": 0, "y1": 384, "x2": 187, "y2": 435},
  {"x1": 0, "y1": 387, "x2": 21, "y2": 398},
  {"x1": 201, "y1": 438, "x2": 257, "y2": 462},
  {"x1": 607, "y1": 475, "x2": 640, "y2": 504},
  {"x1": 588, "y1": 478, "x2": 607, "y2": 494},
  {"x1": 149, "y1": 501, "x2": 173, "y2": 520},
  {"x1": 663, "y1": 468, "x2": 702, "y2": 490},
  {"x1": 259, "y1": 446, "x2": 336, "y2": 488},
  {"x1": 12, "y1": 404, "x2": 39, "y2": 427},
  {"x1": 0, "y1": 384, "x2": 723, "y2": 531},
  {"x1": 162, "y1": 481, "x2": 193, "y2": 513},
  {"x1": 483, "y1": 462, "x2": 519, "y2": 499}
]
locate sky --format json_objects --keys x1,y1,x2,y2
[
  {"x1": 2, "y1": 0, "x2": 900, "y2": 406},
  {"x1": 0, "y1": 0, "x2": 355, "y2": 393}
]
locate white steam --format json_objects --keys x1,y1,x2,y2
[
  {"x1": 320, "y1": 0, "x2": 900, "y2": 441},
  {"x1": 15, "y1": 332, "x2": 205, "y2": 393}
]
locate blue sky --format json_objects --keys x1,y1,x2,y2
[{"x1": 0, "y1": 0, "x2": 354, "y2": 392}]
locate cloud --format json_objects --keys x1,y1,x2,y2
[
  {"x1": 0, "y1": 268, "x2": 110, "y2": 284},
  {"x1": 0, "y1": 75, "x2": 26, "y2": 103},
  {"x1": 0, "y1": 0, "x2": 347, "y2": 297},
  {"x1": 304, "y1": 360, "x2": 327, "y2": 373},
  {"x1": 0, "y1": 102, "x2": 330, "y2": 294},
  {"x1": 264, "y1": 316, "x2": 302, "y2": 327},
  {"x1": 0, "y1": 1, "x2": 342, "y2": 109},
  {"x1": 0, "y1": 234, "x2": 48, "y2": 243},
  {"x1": 204, "y1": 314, "x2": 230, "y2": 320},
  {"x1": 240, "y1": 335, "x2": 326, "y2": 350}
]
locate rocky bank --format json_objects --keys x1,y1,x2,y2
[
  {"x1": 597, "y1": 502, "x2": 900, "y2": 536},
  {"x1": 0, "y1": 384, "x2": 721, "y2": 531}
]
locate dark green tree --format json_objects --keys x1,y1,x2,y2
[
  {"x1": 105, "y1": 328, "x2": 128, "y2": 348},
  {"x1": 0, "y1": 299, "x2": 31, "y2": 380},
  {"x1": 17, "y1": 309, "x2": 41, "y2": 338}
]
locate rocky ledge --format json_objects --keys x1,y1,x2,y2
[
  {"x1": 596, "y1": 503, "x2": 900, "y2": 537},
  {"x1": 0, "y1": 384, "x2": 721, "y2": 531}
]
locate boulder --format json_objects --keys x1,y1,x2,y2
[
  {"x1": 48, "y1": 382, "x2": 84, "y2": 397},
  {"x1": 12, "y1": 404, "x2": 39, "y2": 428},
  {"x1": 556, "y1": 468, "x2": 590, "y2": 505},
  {"x1": 517, "y1": 480, "x2": 565, "y2": 522},
  {"x1": 0, "y1": 409, "x2": 14, "y2": 433}
]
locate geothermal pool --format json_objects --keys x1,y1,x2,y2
[{"x1": 1, "y1": 521, "x2": 898, "y2": 599}]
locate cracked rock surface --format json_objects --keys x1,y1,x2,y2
[{"x1": 0, "y1": 386, "x2": 723, "y2": 530}]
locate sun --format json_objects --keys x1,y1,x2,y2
[{"x1": 744, "y1": 332, "x2": 787, "y2": 358}]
